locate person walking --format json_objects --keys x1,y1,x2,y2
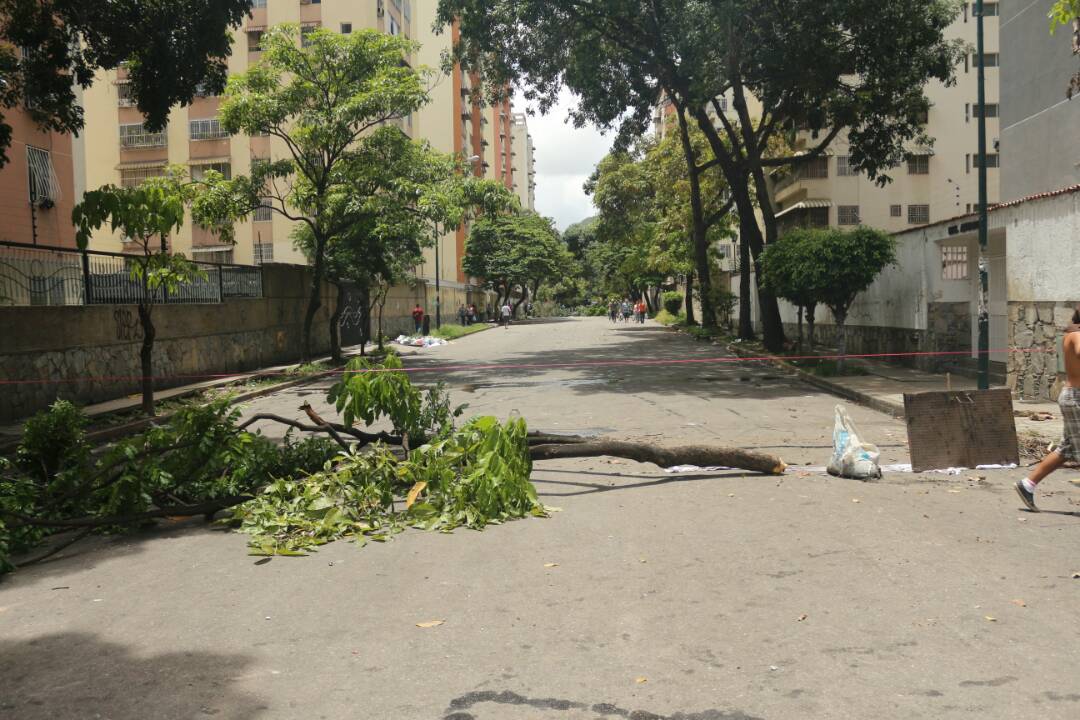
[
  {"x1": 500, "y1": 301, "x2": 513, "y2": 329},
  {"x1": 636, "y1": 299, "x2": 647, "y2": 324},
  {"x1": 608, "y1": 300, "x2": 618, "y2": 323},
  {"x1": 458, "y1": 304, "x2": 467, "y2": 326},
  {"x1": 411, "y1": 304, "x2": 424, "y2": 335},
  {"x1": 1015, "y1": 305, "x2": 1080, "y2": 511},
  {"x1": 620, "y1": 299, "x2": 631, "y2": 323}
]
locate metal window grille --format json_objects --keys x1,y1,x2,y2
[
  {"x1": 808, "y1": 207, "x2": 830, "y2": 227},
  {"x1": 972, "y1": 103, "x2": 999, "y2": 118},
  {"x1": 247, "y1": 30, "x2": 264, "y2": 52},
  {"x1": 942, "y1": 245, "x2": 969, "y2": 280},
  {"x1": 120, "y1": 166, "x2": 166, "y2": 188},
  {"x1": 119, "y1": 123, "x2": 167, "y2": 148},
  {"x1": 254, "y1": 243, "x2": 274, "y2": 264},
  {"x1": 907, "y1": 155, "x2": 930, "y2": 175},
  {"x1": 340, "y1": 22, "x2": 352, "y2": 34},
  {"x1": 191, "y1": 162, "x2": 232, "y2": 181},
  {"x1": 972, "y1": 153, "x2": 1000, "y2": 169},
  {"x1": 194, "y1": 249, "x2": 235, "y2": 265},
  {"x1": 253, "y1": 199, "x2": 273, "y2": 222},
  {"x1": 837, "y1": 206, "x2": 860, "y2": 225},
  {"x1": 301, "y1": 25, "x2": 318, "y2": 47},
  {"x1": 890, "y1": 204, "x2": 902, "y2": 217},
  {"x1": 836, "y1": 155, "x2": 856, "y2": 176},
  {"x1": 26, "y1": 146, "x2": 61, "y2": 205},
  {"x1": 908, "y1": 204, "x2": 930, "y2": 225},
  {"x1": 973, "y1": 52, "x2": 999, "y2": 68},
  {"x1": 189, "y1": 118, "x2": 229, "y2": 141},
  {"x1": 973, "y1": 2, "x2": 999, "y2": 17},
  {"x1": 117, "y1": 82, "x2": 136, "y2": 107},
  {"x1": 250, "y1": 0, "x2": 267, "y2": 7},
  {"x1": 800, "y1": 156, "x2": 829, "y2": 179}
]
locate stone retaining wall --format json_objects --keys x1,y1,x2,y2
[{"x1": 1008, "y1": 301, "x2": 1077, "y2": 401}]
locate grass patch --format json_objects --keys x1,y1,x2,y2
[
  {"x1": 654, "y1": 309, "x2": 685, "y2": 326},
  {"x1": 431, "y1": 323, "x2": 492, "y2": 341}
]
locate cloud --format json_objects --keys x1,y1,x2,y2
[{"x1": 514, "y1": 88, "x2": 614, "y2": 231}]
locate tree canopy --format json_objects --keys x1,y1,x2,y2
[
  {"x1": 0, "y1": 0, "x2": 252, "y2": 167},
  {"x1": 464, "y1": 212, "x2": 571, "y2": 312},
  {"x1": 437, "y1": 0, "x2": 964, "y2": 346}
]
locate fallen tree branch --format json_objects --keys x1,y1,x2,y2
[
  {"x1": 529, "y1": 441, "x2": 787, "y2": 475},
  {"x1": 238, "y1": 414, "x2": 400, "y2": 447},
  {"x1": 13, "y1": 528, "x2": 94, "y2": 568},
  {"x1": 1, "y1": 495, "x2": 254, "y2": 529},
  {"x1": 526, "y1": 432, "x2": 591, "y2": 446}
]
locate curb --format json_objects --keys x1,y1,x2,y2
[{"x1": 724, "y1": 342, "x2": 906, "y2": 420}]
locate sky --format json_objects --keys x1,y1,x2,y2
[{"x1": 514, "y1": 89, "x2": 615, "y2": 232}]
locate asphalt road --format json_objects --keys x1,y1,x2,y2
[{"x1": 4, "y1": 317, "x2": 1080, "y2": 720}]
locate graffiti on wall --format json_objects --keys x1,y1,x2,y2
[{"x1": 113, "y1": 308, "x2": 143, "y2": 341}]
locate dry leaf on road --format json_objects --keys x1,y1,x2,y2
[
  {"x1": 416, "y1": 620, "x2": 444, "y2": 628},
  {"x1": 544, "y1": 563, "x2": 559, "y2": 568},
  {"x1": 635, "y1": 677, "x2": 648, "y2": 684},
  {"x1": 985, "y1": 616, "x2": 997, "y2": 622},
  {"x1": 797, "y1": 614, "x2": 808, "y2": 622},
  {"x1": 1011, "y1": 599, "x2": 1027, "y2": 607},
  {"x1": 406, "y1": 481, "x2": 427, "y2": 509}
]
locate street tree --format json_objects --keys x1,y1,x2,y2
[
  {"x1": 0, "y1": 0, "x2": 251, "y2": 166},
  {"x1": 194, "y1": 25, "x2": 430, "y2": 362},
  {"x1": 759, "y1": 229, "x2": 822, "y2": 352},
  {"x1": 562, "y1": 216, "x2": 599, "y2": 259},
  {"x1": 437, "y1": 0, "x2": 963, "y2": 349},
  {"x1": 72, "y1": 173, "x2": 207, "y2": 416},
  {"x1": 463, "y1": 212, "x2": 571, "y2": 316},
  {"x1": 1049, "y1": 0, "x2": 1080, "y2": 98},
  {"x1": 799, "y1": 227, "x2": 897, "y2": 371}
]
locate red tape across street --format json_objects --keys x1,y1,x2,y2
[{"x1": 0, "y1": 347, "x2": 1053, "y2": 387}]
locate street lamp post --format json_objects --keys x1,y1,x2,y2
[
  {"x1": 976, "y1": 0, "x2": 990, "y2": 390},
  {"x1": 433, "y1": 220, "x2": 442, "y2": 330}
]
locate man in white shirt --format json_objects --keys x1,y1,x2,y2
[{"x1": 500, "y1": 302, "x2": 512, "y2": 329}]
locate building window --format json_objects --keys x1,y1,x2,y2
[
  {"x1": 26, "y1": 146, "x2": 58, "y2": 205},
  {"x1": 250, "y1": 0, "x2": 267, "y2": 7},
  {"x1": 908, "y1": 204, "x2": 930, "y2": 225},
  {"x1": 836, "y1": 155, "x2": 857, "y2": 176},
  {"x1": 907, "y1": 154, "x2": 930, "y2": 175},
  {"x1": 403, "y1": 0, "x2": 412, "y2": 22},
  {"x1": 247, "y1": 30, "x2": 264, "y2": 52},
  {"x1": 388, "y1": 17, "x2": 401, "y2": 36},
  {"x1": 973, "y1": 52, "x2": 999, "y2": 68},
  {"x1": 973, "y1": 2, "x2": 999, "y2": 16},
  {"x1": 119, "y1": 123, "x2": 167, "y2": 148},
  {"x1": 195, "y1": 249, "x2": 235, "y2": 265},
  {"x1": 253, "y1": 198, "x2": 273, "y2": 222},
  {"x1": 117, "y1": 82, "x2": 136, "y2": 107},
  {"x1": 972, "y1": 153, "x2": 1000, "y2": 169},
  {"x1": 800, "y1": 156, "x2": 829, "y2": 179},
  {"x1": 301, "y1": 24, "x2": 319, "y2": 47},
  {"x1": 890, "y1": 204, "x2": 902, "y2": 218},
  {"x1": 189, "y1": 118, "x2": 229, "y2": 141},
  {"x1": 190, "y1": 162, "x2": 232, "y2": 181},
  {"x1": 340, "y1": 22, "x2": 352, "y2": 34},
  {"x1": 837, "y1": 205, "x2": 861, "y2": 225},
  {"x1": 972, "y1": 103, "x2": 999, "y2": 118},
  {"x1": 942, "y1": 245, "x2": 969, "y2": 280},
  {"x1": 254, "y1": 243, "x2": 274, "y2": 264},
  {"x1": 120, "y1": 165, "x2": 166, "y2": 188},
  {"x1": 808, "y1": 207, "x2": 829, "y2": 227}
]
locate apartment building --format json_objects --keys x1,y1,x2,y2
[
  {"x1": 80, "y1": 0, "x2": 515, "y2": 295},
  {"x1": 0, "y1": 92, "x2": 84, "y2": 248},
  {"x1": 772, "y1": 4, "x2": 1002, "y2": 234},
  {"x1": 510, "y1": 112, "x2": 536, "y2": 211}
]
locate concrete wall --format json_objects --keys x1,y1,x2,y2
[
  {"x1": 1000, "y1": 0, "x2": 1080, "y2": 202},
  {"x1": 0, "y1": 264, "x2": 334, "y2": 422}
]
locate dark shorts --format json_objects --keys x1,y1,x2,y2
[{"x1": 1059, "y1": 387, "x2": 1080, "y2": 462}]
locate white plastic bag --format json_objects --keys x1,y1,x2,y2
[{"x1": 827, "y1": 405, "x2": 882, "y2": 480}]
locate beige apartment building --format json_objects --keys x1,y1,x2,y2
[
  {"x1": 771, "y1": 3, "x2": 1002, "y2": 234},
  {"x1": 510, "y1": 112, "x2": 536, "y2": 211},
  {"x1": 79, "y1": 0, "x2": 519, "y2": 317}
]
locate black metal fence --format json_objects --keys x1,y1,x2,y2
[{"x1": 0, "y1": 241, "x2": 263, "y2": 307}]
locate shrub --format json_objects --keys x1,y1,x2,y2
[{"x1": 662, "y1": 291, "x2": 683, "y2": 315}]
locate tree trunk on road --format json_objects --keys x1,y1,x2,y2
[{"x1": 529, "y1": 440, "x2": 787, "y2": 475}]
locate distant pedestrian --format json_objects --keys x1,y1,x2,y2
[
  {"x1": 458, "y1": 304, "x2": 467, "y2": 326},
  {"x1": 608, "y1": 300, "x2": 618, "y2": 323},
  {"x1": 411, "y1": 304, "x2": 424, "y2": 335},
  {"x1": 500, "y1": 302, "x2": 513, "y2": 329},
  {"x1": 1015, "y1": 305, "x2": 1080, "y2": 512},
  {"x1": 469, "y1": 304, "x2": 478, "y2": 324},
  {"x1": 620, "y1": 299, "x2": 631, "y2": 322},
  {"x1": 636, "y1": 300, "x2": 647, "y2": 324}
]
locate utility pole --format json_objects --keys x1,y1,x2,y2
[
  {"x1": 433, "y1": 220, "x2": 442, "y2": 329},
  {"x1": 976, "y1": 0, "x2": 990, "y2": 390}
]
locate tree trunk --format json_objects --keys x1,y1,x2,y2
[
  {"x1": 512, "y1": 284, "x2": 528, "y2": 318},
  {"x1": 302, "y1": 235, "x2": 328, "y2": 362},
  {"x1": 796, "y1": 305, "x2": 804, "y2": 354},
  {"x1": 643, "y1": 288, "x2": 656, "y2": 315},
  {"x1": 806, "y1": 303, "x2": 817, "y2": 349},
  {"x1": 358, "y1": 284, "x2": 372, "y2": 356},
  {"x1": 738, "y1": 217, "x2": 755, "y2": 340},
  {"x1": 674, "y1": 108, "x2": 715, "y2": 328},
  {"x1": 136, "y1": 302, "x2": 155, "y2": 416},
  {"x1": 649, "y1": 286, "x2": 661, "y2": 314},
  {"x1": 329, "y1": 281, "x2": 344, "y2": 362},
  {"x1": 529, "y1": 440, "x2": 786, "y2": 475},
  {"x1": 684, "y1": 270, "x2": 696, "y2": 326},
  {"x1": 836, "y1": 309, "x2": 848, "y2": 373}
]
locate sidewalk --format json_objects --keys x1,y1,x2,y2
[{"x1": 726, "y1": 342, "x2": 1064, "y2": 442}]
